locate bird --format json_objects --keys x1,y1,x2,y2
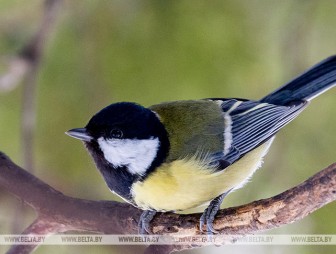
[{"x1": 66, "y1": 55, "x2": 336, "y2": 235}]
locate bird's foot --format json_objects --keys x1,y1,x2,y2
[
  {"x1": 199, "y1": 190, "x2": 231, "y2": 235},
  {"x1": 138, "y1": 210, "x2": 157, "y2": 234}
]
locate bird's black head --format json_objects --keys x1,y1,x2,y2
[
  {"x1": 66, "y1": 102, "x2": 170, "y2": 198},
  {"x1": 86, "y1": 102, "x2": 166, "y2": 141}
]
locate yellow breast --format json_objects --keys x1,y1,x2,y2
[{"x1": 131, "y1": 139, "x2": 274, "y2": 211}]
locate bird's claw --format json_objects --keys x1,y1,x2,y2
[
  {"x1": 199, "y1": 190, "x2": 231, "y2": 235},
  {"x1": 138, "y1": 210, "x2": 157, "y2": 234},
  {"x1": 199, "y1": 207, "x2": 219, "y2": 235}
]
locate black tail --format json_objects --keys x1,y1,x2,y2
[{"x1": 260, "y1": 55, "x2": 336, "y2": 105}]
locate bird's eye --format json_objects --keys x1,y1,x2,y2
[{"x1": 110, "y1": 128, "x2": 123, "y2": 139}]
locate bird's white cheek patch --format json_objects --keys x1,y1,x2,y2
[{"x1": 97, "y1": 137, "x2": 160, "y2": 176}]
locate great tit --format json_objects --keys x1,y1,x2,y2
[{"x1": 66, "y1": 56, "x2": 336, "y2": 234}]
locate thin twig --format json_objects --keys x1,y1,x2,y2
[
  {"x1": 20, "y1": 0, "x2": 62, "y2": 173},
  {"x1": 4, "y1": 0, "x2": 63, "y2": 235}
]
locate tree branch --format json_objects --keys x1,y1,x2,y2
[
  {"x1": 0, "y1": 0, "x2": 63, "y2": 235},
  {"x1": 0, "y1": 151, "x2": 335, "y2": 254}
]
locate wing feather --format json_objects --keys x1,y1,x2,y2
[{"x1": 212, "y1": 99, "x2": 308, "y2": 164}]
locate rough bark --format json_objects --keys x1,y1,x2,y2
[{"x1": 0, "y1": 152, "x2": 335, "y2": 254}]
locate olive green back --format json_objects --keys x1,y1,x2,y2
[{"x1": 150, "y1": 100, "x2": 224, "y2": 162}]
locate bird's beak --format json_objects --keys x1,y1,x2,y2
[{"x1": 65, "y1": 128, "x2": 93, "y2": 142}]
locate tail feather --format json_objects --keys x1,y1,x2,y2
[{"x1": 260, "y1": 55, "x2": 336, "y2": 105}]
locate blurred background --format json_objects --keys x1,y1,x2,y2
[{"x1": 0, "y1": 0, "x2": 335, "y2": 253}]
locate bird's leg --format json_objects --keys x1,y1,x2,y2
[
  {"x1": 138, "y1": 210, "x2": 157, "y2": 234},
  {"x1": 199, "y1": 189, "x2": 232, "y2": 234}
]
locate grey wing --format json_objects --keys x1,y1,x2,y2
[{"x1": 210, "y1": 98, "x2": 308, "y2": 165}]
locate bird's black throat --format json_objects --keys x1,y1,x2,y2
[{"x1": 85, "y1": 140, "x2": 137, "y2": 202}]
